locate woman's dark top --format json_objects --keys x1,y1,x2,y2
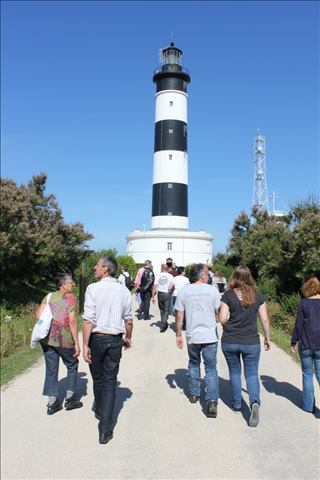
[
  {"x1": 221, "y1": 289, "x2": 265, "y2": 345},
  {"x1": 291, "y1": 298, "x2": 320, "y2": 351}
]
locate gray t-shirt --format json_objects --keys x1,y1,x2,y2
[{"x1": 175, "y1": 283, "x2": 221, "y2": 344}]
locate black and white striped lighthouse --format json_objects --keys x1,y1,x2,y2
[
  {"x1": 127, "y1": 43, "x2": 213, "y2": 271},
  {"x1": 151, "y1": 42, "x2": 190, "y2": 230}
]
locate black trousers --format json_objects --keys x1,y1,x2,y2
[
  {"x1": 157, "y1": 292, "x2": 171, "y2": 328},
  {"x1": 89, "y1": 334, "x2": 122, "y2": 434},
  {"x1": 140, "y1": 290, "x2": 151, "y2": 318}
]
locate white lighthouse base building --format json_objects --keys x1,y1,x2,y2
[{"x1": 126, "y1": 229, "x2": 213, "y2": 273}]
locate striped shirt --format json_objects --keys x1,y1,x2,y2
[{"x1": 83, "y1": 277, "x2": 133, "y2": 335}]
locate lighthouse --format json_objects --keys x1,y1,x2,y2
[
  {"x1": 127, "y1": 43, "x2": 213, "y2": 272},
  {"x1": 152, "y1": 42, "x2": 190, "y2": 230}
]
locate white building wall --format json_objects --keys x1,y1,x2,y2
[
  {"x1": 151, "y1": 215, "x2": 188, "y2": 230},
  {"x1": 127, "y1": 230, "x2": 212, "y2": 273},
  {"x1": 153, "y1": 151, "x2": 188, "y2": 184},
  {"x1": 155, "y1": 90, "x2": 188, "y2": 122}
]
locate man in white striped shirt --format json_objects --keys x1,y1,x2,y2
[{"x1": 82, "y1": 256, "x2": 133, "y2": 445}]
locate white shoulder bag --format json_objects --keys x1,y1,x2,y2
[{"x1": 30, "y1": 293, "x2": 53, "y2": 349}]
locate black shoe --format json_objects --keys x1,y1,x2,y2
[
  {"x1": 206, "y1": 400, "x2": 218, "y2": 418},
  {"x1": 160, "y1": 326, "x2": 168, "y2": 333},
  {"x1": 65, "y1": 394, "x2": 83, "y2": 411},
  {"x1": 47, "y1": 399, "x2": 62, "y2": 416},
  {"x1": 248, "y1": 402, "x2": 260, "y2": 427},
  {"x1": 137, "y1": 314, "x2": 144, "y2": 320},
  {"x1": 188, "y1": 395, "x2": 199, "y2": 404},
  {"x1": 144, "y1": 316, "x2": 151, "y2": 320},
  {"x1": 99, "y1": 431, "x2": 113, "y2": 444}
]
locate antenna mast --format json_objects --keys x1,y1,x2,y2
[{"x1": 253, "y1": 132, "x2": 269, "y2": 212}]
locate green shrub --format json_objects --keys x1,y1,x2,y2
[
  {"x1": 0, "y1": 303, "x2": 37, "y2": 359},
  {"x1": 257, "y1": 277, "x2": 279, "y2": 302},
  {"x1": 267, "y1": 293, "x2": 300, "y2": 334}
]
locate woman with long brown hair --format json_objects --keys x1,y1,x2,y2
[{"x1": 219, "y1": 266, "x2": 271, "y2": 427}]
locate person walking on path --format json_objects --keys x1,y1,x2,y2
[
  {"x1": 82, "y1": 256, "x2": 133, "y2": 445},
  {"x1": 291, "y1": 276, "x2": 320, "y2": 413},
  {"x1": 172, "y1": 266, "x2": 189, "y2": 329},
  {"x1": 118, "y1": 265, "x2": 132, "y2": 291},
  {"x1": 219, "y1": 266, "x2": 271, "y2": 427},
  {"x1": 138, "y1": 260, "x2": 154, "y2": 320},
  {"x1": 212, "y1": 270, "x2": 227, "y2": 297},
  {"x1": 175, "y1": 264, "x2": 221, "y2": 417},
  {"x1": 152, "y1": 264, "x2": 174, "y2": 332},
  {"x1": 36, "y1": 273, "x2": 82, "y2": 415}
]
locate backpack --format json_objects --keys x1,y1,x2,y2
[{"x1": 123, "y1": 273, "x2": 134, "y2": 291}]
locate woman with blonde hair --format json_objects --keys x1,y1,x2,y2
[
  {"x1": 219, "y1": 266, "x2": 271, "y2": 427},
  {"x1": 291, "y1": 276, "x2": 320, "y2": 413}
]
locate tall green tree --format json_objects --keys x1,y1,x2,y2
[
  {"x1": 0, "y1": 173, "x2": 93, "y2": 303},
  {"x1": 227, "y1": 196, "x2": 320, "y2": 297}
]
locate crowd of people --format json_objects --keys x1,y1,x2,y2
[{"x1": 35, "y1": 256, "x2": 320, "y2": 445}]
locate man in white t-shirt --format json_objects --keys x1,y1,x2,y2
[
  {"x1": 152, "y1": 264, "x2": 174, "y2": 333},
  {"x1": 172, "y1": 267, "x2": 189, "y2": 327},
  {"x1": 175, "y1": 263, "x2": 221, "y2": 418}
]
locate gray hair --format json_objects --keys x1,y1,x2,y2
[
  {"x1": 189, "y1": 263, "x2": 206, "y2": 284},
  {"x1": 55, "y1": 273, "x2": 73, "y2": 289},
  {"x1": 99, "y1": 256, "x2": 117, "y2": 277},
  {"x1": 144, "y1": 259, "x2": 152, "y2": 266}
]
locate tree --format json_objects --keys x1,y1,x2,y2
[
  {"x1": 226, "y1": 196, "x2": 320, "y2": 297},
  {"x1": 289, "y1": 196, "x2": 320, "y2": 279},
  {"x1": 0, "y1": 173, "x2": 93, "y2": 303}
]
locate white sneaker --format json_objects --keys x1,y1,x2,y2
[{"x1": 249, "y1": 402, "x2": 260, "y2": 427}]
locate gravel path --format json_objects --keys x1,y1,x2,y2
[{"x1": 1, "y1": 301, "x2": 319, "y2": 479}]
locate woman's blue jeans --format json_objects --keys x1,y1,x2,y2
[
  {"x1": 187, "y1": 342, "x2": 219, "y2": 402},
  {"x1": 41, "y1": 343, "x2": 79, "y2": 397},
  {"x1": 298, "y1": 346, "x2": 320, "y2": 412},
  {"x1": 222, "y1": 342, "x2": 261, "y2": 409}
]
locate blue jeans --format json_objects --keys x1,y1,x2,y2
[
  {"x1": 187, "y1": 342, "x2": 219, "y2": 402},
  {"x1": 89, "y1": 334, "x2": 123, "y2": 434},
  {"x1": 41, "y1": 343, "x2": 79, "y2": 397},
  {"x1": 299, "y1": 346, "x2": 320, "y2": 412},
  {"x1": 222, "y1": 343, "x2": 261, "y2": 409}
]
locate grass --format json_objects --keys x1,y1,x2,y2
[
  {"x1": 1, "y1": 305, "x2": 83, "y2": 386},
  {"x1": 258, "y1": 323, "x2": 299, "y2": 363},
  {"x1": 1, "y1": 345, "x2": 43, "y2": 386}
]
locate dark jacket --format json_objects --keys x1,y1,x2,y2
[
  {"x1": 140, "y1": 268, "x2": 155, "y2": 293},
  {"x1": 291, "y1": 298, "x2": 320, "y2": 351}
]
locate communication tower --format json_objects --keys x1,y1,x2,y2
[{"x1": 253, "y1": 132, "x2": 269, "y2": 212}]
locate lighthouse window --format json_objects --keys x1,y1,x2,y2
[
  {"x1": 168, "y1": 184, "x2": 172, "y2": 188},
  {"x1": 170, "y1": 101, "x2": 173, "y2": 106},
  {"x1": 169, "y1": 154, "x2": 172, "y2": 160},
  {"x1": 167, "y1": 242, "x2": 172, "y2": 251},
  {"x1": 168, "y1": 128, "x2": 173, "y2": 134}
]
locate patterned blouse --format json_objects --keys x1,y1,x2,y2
[{"x1": 41, "y1": 291, "x2": 76, "y2": 348}]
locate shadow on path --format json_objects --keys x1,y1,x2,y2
[
  {"x1": 260, "y1": 374, "x2": 320, "y2": 418},
  {"x1": 261, "y1": 375, "x2": 301, "y2": 408},
  {"x1": 58, "y1": 371, "x2": 88, "y2": 400},
  {"x1": 112, "y1": 383, "x2": 133, "y2": 429},
  {"x1": 165, "y1": 368, "x2": 251, "y2": 421}
]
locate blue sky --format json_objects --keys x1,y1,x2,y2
[{"x1": 1, "y1": 1, "x2": 319, "y2": 255}]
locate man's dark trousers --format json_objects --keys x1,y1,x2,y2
[
  {"x1": 89, "y1": 334, "x2": 122, "y2": 434},
  {"x1": 157, "y1": 292, "x2": 171, "y2": 329},
  {"x1": 140, "y1": 290, "x2": 151, "y2": 318}
]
